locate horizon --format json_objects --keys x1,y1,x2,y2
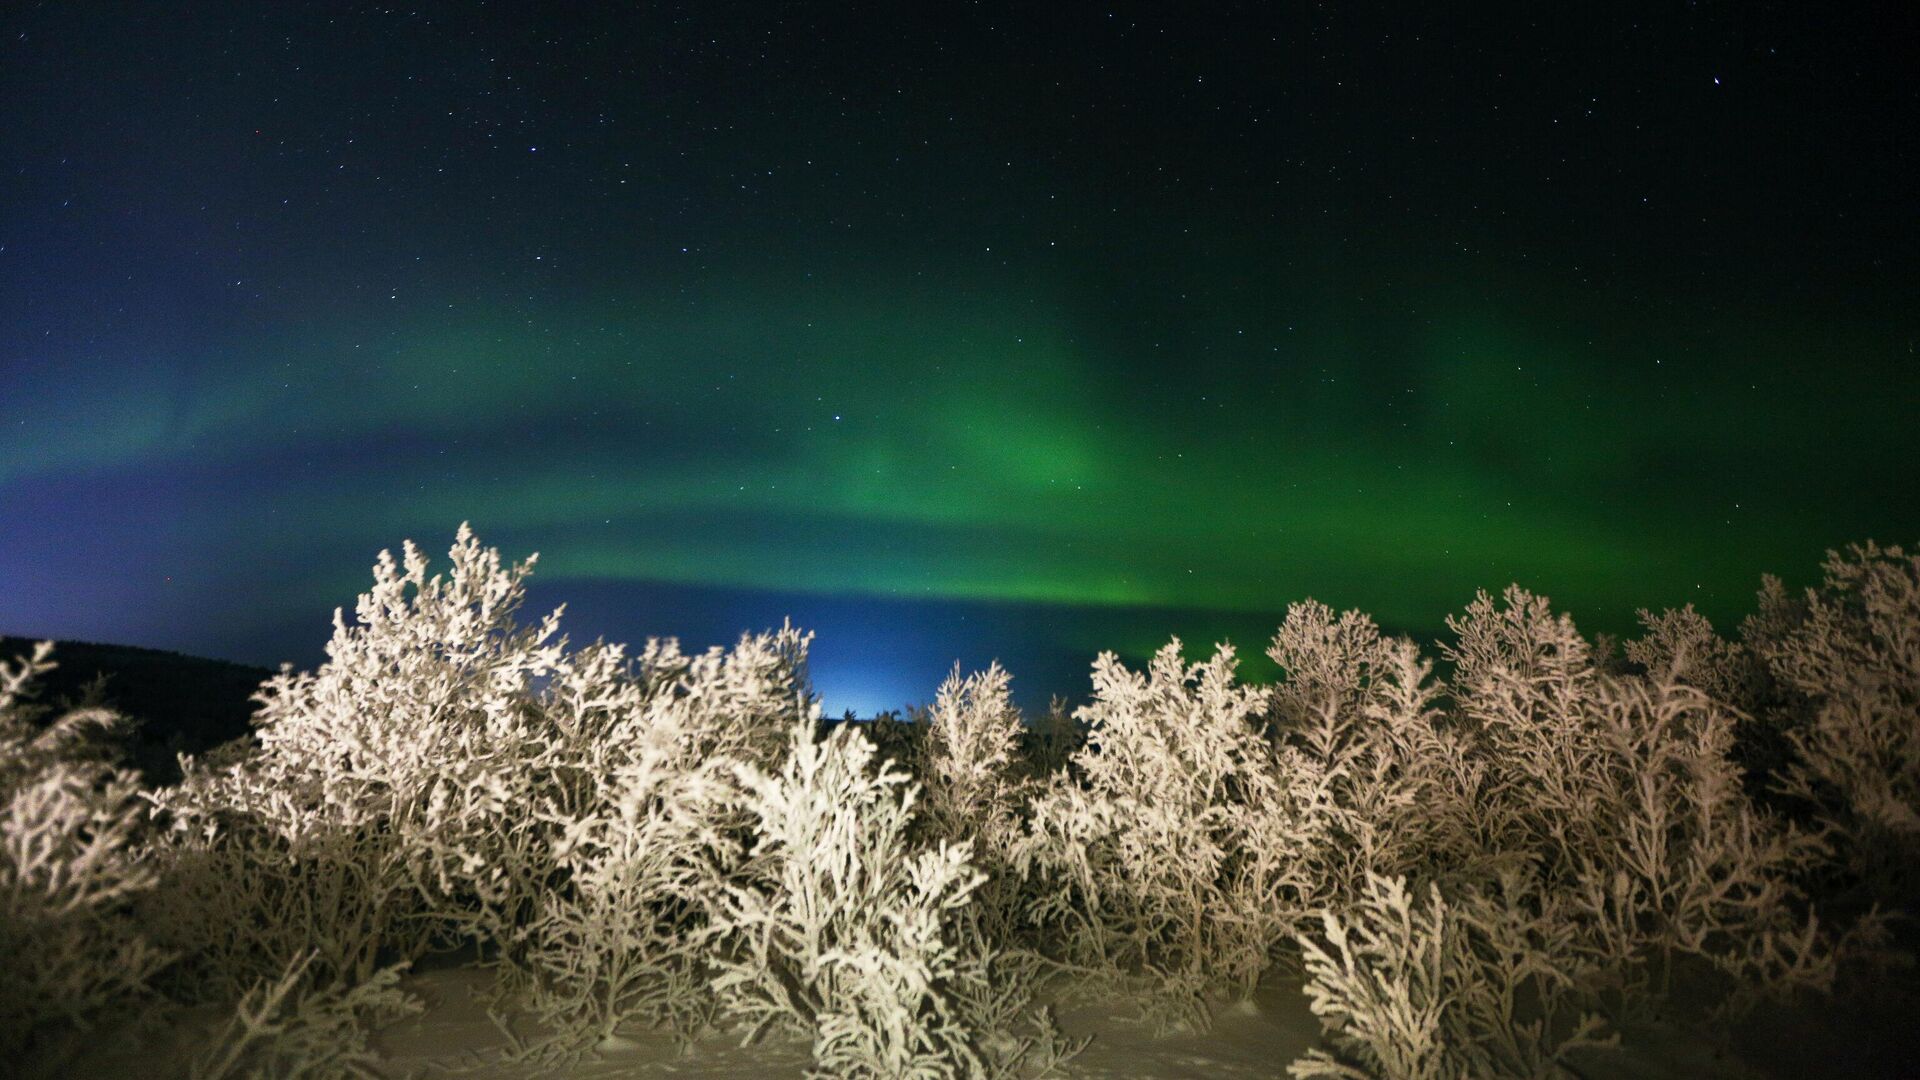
[{"x1": 0, "y1": 533, "x2": 1851, "y2": 719}]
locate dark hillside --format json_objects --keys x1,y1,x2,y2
[{"x1": 0, "y1": 636, "x2": 270, "y2": 783}]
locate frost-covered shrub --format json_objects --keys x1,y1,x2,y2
[
  {"x1": 1627, "y1": 604, "x2": 1794, "y2": 802},
  {"x1": 149, "y1": 524, "x2": 817, "y2": 1058},
  {"x1": 1279, "y1": 577, "x2": 1895, "y2": 1074},
  {"x1": 1266, "y1": 604, "x2": 1488, "y2": 904},
  {"x1": 616, "y1": 626, "x2": 817, "y2": 774},
  {"x1": 0, "y1": 642, "x2": 170, "y2": 1074},
  {"x1": 240, "y1": 523, "x2": 575, "y2": 951},
  {"x1": 1441, "y1": 588, "x2": 1840, "y2": 1021},
  {"x1": 1013, "y1": 641, "x2": 1311, "y2": 1028},
  {"x1": 1551, "y1": 674, "x2": 1837, "y2": 1017},
  {"x1": 14, "y1": 520, "x2": 1902, "y2": 1074},
  {"x1": 1744, "y1": 542, "x2": 1920, "y2": 903},
  {"x1": 141, "y1": 783, "x2": 416, "y2": 1003},
  {"x1": 706, "y1": 716, "x2": 1062, "y2": 1079},
  {"x1": 1266, "y1": 601, "x2": 1395, "y2": 734},
  {"x1": 505, "y1": 742, "x2": 738, "y2": 1056},
  {"x1": 921, "y1": 663, "x2": 1028, "y2": 857},
  {"x1": 1625, "y1": 605, "x2": 1760, "y2": 712},
  {"x1": 489, "y1": 626, "x2": 817, "y2": 1055},
  {"x1": 1444, "y1": 586, "x2": 1597, "y2": 731},
  {"x1": 1440, "y1": 586, "x2": 1610, "y2": 877},
  {"x1": 1353, "y1": 637, "x2": 1503, "y2": 885},
  {"x1": 143, "y1": 524, "x2": 570, "y2": 995},
  {"x1": 917, "y1": 664, "x2": 1034, "y2": 945},
  {"x1": 1290, "y1": 873, "x2": 1612, "y2": 1080}
]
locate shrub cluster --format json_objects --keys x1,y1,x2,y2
[
  {"x1": 0, "y1": 642, "x2": 170, "y2": 1075},
  {"x1": 1, "y1": 526, "x2": 1911, "y2": 1079}
]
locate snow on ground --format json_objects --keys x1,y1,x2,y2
[
  {"x1": 367, "y1": 964, "x2": 1778, "y2": 1080},
  {"x1": 375, "y1": 964, "x2": 1320, "y2": 1079},
  {"x1": 71, "y1": 957, "x2": 1909, "y2": 1078}
]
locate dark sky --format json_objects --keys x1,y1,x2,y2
[{"x1": 3, "y1": 3, "x2": 1917, "y2": 714}]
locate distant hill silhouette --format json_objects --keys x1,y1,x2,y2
[{"x1": 0, "y1": 636, "x2": 271, "y2": 784}]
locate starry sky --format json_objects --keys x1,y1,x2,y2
[{"x1": 3, "y1": 4, "x2": 1916, "y2": 714}]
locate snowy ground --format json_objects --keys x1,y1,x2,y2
[
  {"x1": 73, "y1": 958, "x2": 1914, "y2": 1078},
  {"x1": 365, "y1": 965, "x2": 1778, "y2": 1080}
]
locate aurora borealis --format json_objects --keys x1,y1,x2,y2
[{"x1": 3, "y1": 6, "x2": 1916, "y2": 713}]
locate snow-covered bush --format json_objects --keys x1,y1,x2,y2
[
  {"x1": 1744, "y1": 542, "x2": 1920, "y2": 903},
  {"x1": 504, "y1": 741, "x2": 738, "y2": 1056},
  {"x1": 921, "y1": 663, "x2": 1028, "y2": 858},
  {"x1": 1290, "y1": 873, "x2": 1612, "y2": 1080},
  {"x1": 1266, "y1": 600, "x2": 1396, "y2": 734},
  {"x1": 613, "y1": 625, "x2": 817, "y2": 774},
  {"x1": 1625, "y1": 605, "x2": 1760, "y2": 712},
  {"x1": 1444, "y1": 586, "x2": 1596, "y2": 727},
  {"x1": 149, "y1": 524, "x2": 817, "y2": 1058},
  {"x1": 140, "y1": 783, "x2": 417, "y2": 1003},
  {"x1": 1439, "y1": 586, "x2": 1611, "y2": 880},
  {"x1": 0, "y1": 642, "x2": 169, "y2": 1075},
  {"x1": 497, "y1": 629, "x2": 817, "y2": 1056},
  {"x1": 1276, "y1": 572, "x2": 1908, "y2": 1075},
  {"x1": 917, "y1": 663, "x2": 1035, "y2": 946},
  {"x1": 1551, "y1": 673, "x2": 1837, "y2": 1018},
  {"x1": 1266, "y1": 604, "x2": 1490, "y2": 906},
  {"x1": 144, "y1": 524, "x2": 569, "y2": 997},
  {"x1": 149, "y1": 521, "x2": 1076, "y2": 1071},
  {"x1": 1626, "y1": 604, "x2": 1796, "y2": 802},
  {"x1": 241, "y1": 523, "x2": 574, "y2": 952},
  {"x1": 1012, "y1": 640, "x2": 1310, "y2": 1028},
  {"x1": 1350, "y1": 636, "x2": 1504, "y2": 886},
  {"x1": 706, "y1": 715, "x2": 1065, "y2": 1079},
  {"x1": 485, "y1": 627, "x2": 816, "y2": 1059},
  {"x1": 1442, "y1": 588, "x2": 1841, "y2": 1020}
]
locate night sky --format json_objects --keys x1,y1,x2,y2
[{"x1": 3, "y1": 4, "x2": 1916, "y2": 714}]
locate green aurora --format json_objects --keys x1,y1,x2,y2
[{"x1": 9, "y1": 275, "x2": 1911, "y2": 643}]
